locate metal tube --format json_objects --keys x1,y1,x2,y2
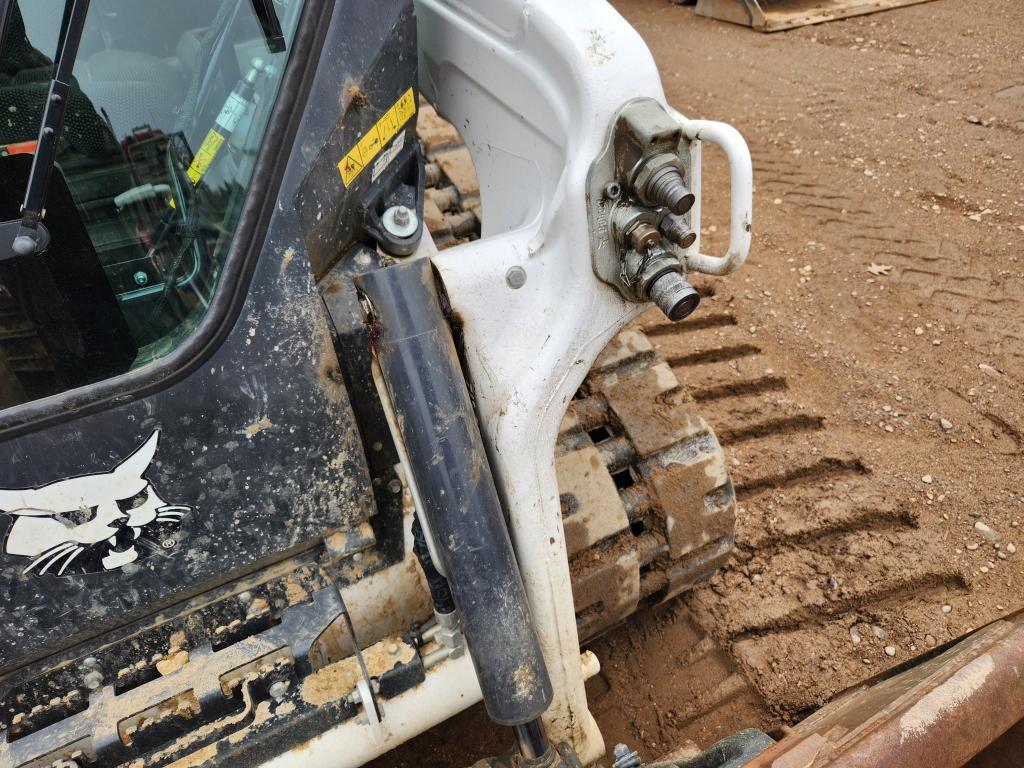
[
  {"x1": 355, "y1": 259, "x2": 553, "y2": 727},
  {"x1": 513, "y1": 719, "x2": 551, "y2": 761},
  {"x1": 745, "y1": 613, "x2": 1024, "y2": 768}
]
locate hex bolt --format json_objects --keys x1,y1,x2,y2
[
  {"x1": 268, "y1": 681, "x2": 289, "y2": 701},
  {"x1": 388, "y1": 478, "x2": 402, "y2": 494},
  {"x1": 659, "y1": 213, "x2": 697, "y2": 249},
  {"x1": 382, "y1": 204, "x2": 419, "y2": 239},
  {"x1": 133, "y1": 271, "x2": 149, "y2": 285},
  {"x1": 505, "y1": 266, "x2": 527, "y2": 289},
  {"x1": 648, "y1": 271, "x2": 700, "y2": 322}
]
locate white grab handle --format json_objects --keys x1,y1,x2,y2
[{"x1": 677, "y1": 118, "x2": 753, "y2": 276}]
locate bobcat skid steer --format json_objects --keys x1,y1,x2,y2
[{"x1": 0, "y1": 2, "x2": 1020, "y2": 768}]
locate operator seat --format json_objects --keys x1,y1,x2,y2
[
  {"x1": 77, "y1": 49, "x2": 186, "y2": 141},
  {"x1": 0, "y1": 4, "x2": 117, "y2": 158}
]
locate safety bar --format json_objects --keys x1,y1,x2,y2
[{"x1": 675, "y1": 117, "x2": 753, "y2": 276}]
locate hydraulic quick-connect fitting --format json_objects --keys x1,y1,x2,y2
[
  {"x1": 631, "y1": 152, "x2": 695, "y2": 215},
  {"x1": 621, "y1": 246, "x2": 700, "y2": 322}
]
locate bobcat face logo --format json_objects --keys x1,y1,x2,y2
[{"x1": 0, "y1": 431, "x2": 191, "y2": 576}]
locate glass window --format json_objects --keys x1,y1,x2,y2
[{"x1": 0, "y1": 0, "x2": 304, "y2": 409}]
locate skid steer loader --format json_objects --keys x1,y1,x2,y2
[{"x1": 0, "y1": 2, "x2": 1020, "y2": 768}]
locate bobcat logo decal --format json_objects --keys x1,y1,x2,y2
[{"x1": 0, "y1": 431, "x2": 191, "y2": 576}]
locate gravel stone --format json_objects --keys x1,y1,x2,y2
[{"x1": 975, "y1": 521, "x2": 999, "y2": 542}]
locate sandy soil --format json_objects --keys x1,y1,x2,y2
[{"x1": 374, "y1": 1, "x2": 1024, "y2": 765}]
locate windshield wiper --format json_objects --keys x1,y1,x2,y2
[
  {"x1": 250, "y1": 0, "x2": 285, "y2": 54},
  {"x1": 0, "y1": 0, "x2": 91, "y2": 261}
]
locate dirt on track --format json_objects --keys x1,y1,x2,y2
[{"x1": 374, "y1": 1, "x2": 1024, "y2": 765}]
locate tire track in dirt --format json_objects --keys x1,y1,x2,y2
[
  {"x1": 635, "y1": 305, "x2": 973, "y2": 719},
  {"x1": 756, "y1": 151, "x2": 1024, "y2": 387}
]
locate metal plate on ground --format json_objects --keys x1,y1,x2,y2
[{"x1": 695, "y1": 0, "x2": 939, "y2": 32}]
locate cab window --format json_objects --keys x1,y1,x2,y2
[{"x1": 0, "y1": 0, "x2": 303, "y2": 410}]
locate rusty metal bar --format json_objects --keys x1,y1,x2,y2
[
  {"x1": 746, "y1": 613, "x2": 1024, "y2": 768},
  {"x1": 619, "y1": 485, "x2": 653, "y2": 520},
  {"x1": 636, "y1": 532, "x2": 668, "y2": 568},
  {"x1": 596, "y1": 434, "x2": 636, "y2": 474}
]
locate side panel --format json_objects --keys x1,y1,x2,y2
[{"x1": 0, "y1": 0, "x2": 418, "y2": 679}]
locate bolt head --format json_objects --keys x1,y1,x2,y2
[
  {"x1": 133, "y1": 270, "x2": 149, "y2": 285},
  {"x1": 382, "y1": 204, "x2": 419, "y2": 239},
  {"x1": 12, "y1": 235, "x2": 35, "y2": 256},
  {"x1": 268, "y1": 681, "x2": 288, "y2": 701},
  {"x1": 505, "y1": 266, "x2": 527, "y2": 289},
  {"x1": 388, "y1": 478, "x2": 402, "y2": 494},
  {"x1": 603, "y1": 181, "x2": 622, "y2": 200}
]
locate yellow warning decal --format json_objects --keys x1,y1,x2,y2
[
  {"x1": 337, "y1": 87, "x2": 417, "y2": 187},
  {"x1": 187, "y1": 129, "x2": 226, "y2": 185}
]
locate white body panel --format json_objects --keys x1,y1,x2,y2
[{"x1": 270, "y1": 0, "x2": 751, "y2": 764}]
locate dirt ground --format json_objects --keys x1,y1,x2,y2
[{"x1": 375, "y1": 1, "x2": 1024, "y2": 765}]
